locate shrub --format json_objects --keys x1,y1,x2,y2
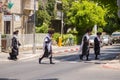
[
  {"x1": 36, "y1": 23, "x2": 48, "y2": 33},
  {"x1": 62, "y1": 34, "x2": 77, "y2": 46},
  {"x1": 53, "y1": 33, "x2": 61, "y2": 44}
]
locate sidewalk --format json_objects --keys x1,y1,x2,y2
[{"x1": 0, "y1": 45, "x2": 80, "y2": 62}]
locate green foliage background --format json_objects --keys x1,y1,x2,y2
[{"x1": 35, "y1": 0, "x2": 120, "y2": 44}]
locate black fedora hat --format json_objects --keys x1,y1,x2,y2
[
  {"x1": 48, "y1": 29, "x2": 54, "y2": 34},
  {"x1": 97, "y1": 32, "x2": 102, "y2": 35},
  {"x1": 13, "y1": 30, "x2": 19, "y2": 34}
]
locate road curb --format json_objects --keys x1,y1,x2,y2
[
  {"x1": 54, "y1": 47, "x2": 79, "y2": 54},
  {"x1": 102, "y1": 63, "x2": 120, "y2": 70}
]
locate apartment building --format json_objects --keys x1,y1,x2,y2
[{"x1": 0, "y1": 0, "x2": 38, "y2": 34}]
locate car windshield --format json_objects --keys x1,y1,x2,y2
[
  {"x1": 102, "y1": 35, "x2": 109, "y2": 39},
  {"x1": 89, "y1": 36, "x2": 95, "y2": 40},
  {"x1": 112, "y1": 34, "x2": 120, "y2": 36}
]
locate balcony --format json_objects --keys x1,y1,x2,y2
[{"x1": 23, "y1": 0, "x2": 38, "y2": 10}]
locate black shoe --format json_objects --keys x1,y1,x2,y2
[
  {"x1": 15, "y1": 57, "x2": 18, "y2": 59},
  {"x1": 8, "y1": 57, "x2": 17, "y2": 60},
  {"x1": 8, "y1": 57, "x2": 12, "y2": 60},
  {"x1": 79, "y1": 55, "x2": 83, "y2": 60},
  {"x1": 50, "y1": 62, "x2": 55, "y2": 64},
  {"x1": 12, "y1": 57, "x2": 18, "y2": 61},
  {"x1": 39, "y1": 58, "x2": 41, "y2": 64},
  {"x1": 13, "y1": 58, "x2": 18, "y2": 61},
  {"x1": 86, "y1": 57, "x2": 89, "y2": 61}
]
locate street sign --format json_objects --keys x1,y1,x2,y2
[
  {"x1": 3, "y1": 15, "x2": 12, "y2": 21},
  {"x1": 8, "y1": 1, "x2": 14, "y2": 9}
]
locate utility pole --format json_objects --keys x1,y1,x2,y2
[
  {"x1": 61, "y1": 11, "x2": 63, "y2": 37},
  {"x1": 33, "y1": 0, "x2": 36, "y2": 54}
]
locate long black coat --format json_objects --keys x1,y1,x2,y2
[
  {"x1": 43, "y1": 36, "x2": 52, "y2": 57},
  {"x1": 82, "y1": 36, "x2": 89, "y2": 55},
  {"x1": 94, "y1": 37, "x2": 100, "y2": 55},
  {"x1": 11, "y1": 36, "x2": 21, "y2": 56}
]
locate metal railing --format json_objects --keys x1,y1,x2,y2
[{"x1": 1, "y1": 33, "x2": 47, "y2": 52}]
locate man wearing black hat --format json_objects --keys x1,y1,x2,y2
[
  {"x1": 79, "y1": 28, "x2": 92, "y2": 61},
  {"x1": 39, "y1": 29, "x2": 55, "y2": 64},
  {"x1": 94, "y1": 32, "x2": 102, "y2": 60},
  {"x1": 9, "y1": 30, "x2": 21, "y2": 60}
]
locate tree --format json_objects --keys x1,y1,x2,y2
[
  {"x1": 36, "y1": 0, "x2": 55, "y2": 33},
  {"x1": 62, "y1": 0, "x2": 77, "y2": 31},
  {"x1": 91, "y1": 0, "x2": 120, "y2": 34},
  {"x1": 36, "y1": 10, "x2": 51, "y2": 26},
  {"x1": 66, "y1": 1, "x2": 106, "y2": 35},
  {"x1": 36, "y1": 23, "x2": 49, "y2": 33},
  {"x1": 46, "y1": 0, "x2": 56, "y2": 19}
]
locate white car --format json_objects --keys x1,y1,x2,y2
[
  {"x1": 89, "y1": 35, "x2": 96, "y2": 48},
  {"x1": 89, "y1": 35, "x2": 103, "y2": 48},
  {"x1": 102, "y1": 35, "x2": 112, "y2": 45},
  {"x1": 111, "y1": 32, "x2": 120, "y2": 43}
]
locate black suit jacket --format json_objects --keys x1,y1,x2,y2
[{"x1": 94, "y1": 37, "x2": 100, "y2": 51}]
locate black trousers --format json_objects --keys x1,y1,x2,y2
[
  {"x1": 39, "y1": 51, "x2": 53, "y2": 63},
  {"x1": 94, "y1": 48, "x2": 100, "y2": 59},
  {"x1": 80, "y1": 48, "x2": 89, "y2": 60},
  {"x1": 9, "y1": 47, "x2": 19, "y2": 60}
]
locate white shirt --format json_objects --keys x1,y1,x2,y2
[
  {"x1": 43, "y1": 34, "x2": 52, "y2": 52},
  {"x1": 80, "y1": 33, "x2": 90, "y2": 51}
]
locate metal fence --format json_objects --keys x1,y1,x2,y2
[{"x1": 1, "y1": 33, "x2": 47, "y2": 52}]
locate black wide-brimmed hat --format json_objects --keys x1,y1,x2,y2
[
  {"x1": 13, "y1": 30, "x2": 19, "y2": 34},
  {"x1": 48, "y1": 29, "x2": 54, "y2": 34},
  {"x1": 97, "y1": 32, "x2": 102, "y2": 35}
]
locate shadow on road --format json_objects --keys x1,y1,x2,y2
[
  {"x1": 54, "y1": 44, "x2": 120, "y2": 62},
  {"x1": 37, "y1": 78, "x2": 58, "y2": 80},
  {"x1": 0, "y1": 78, "x2": 18, "y2": 80}
]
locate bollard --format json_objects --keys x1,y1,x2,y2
[{"x1": 58, "y1": 37, "x2": 62, "y2": 47}]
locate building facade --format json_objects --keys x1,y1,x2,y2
[{"x1": 0, "y1": 0, "x2": 38, "y2": 34}]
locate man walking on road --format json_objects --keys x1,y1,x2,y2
[
  {"x1": 79, "y1": 28, "x2": 91, "y2": 60},
  {"x1": 9, "y1": 30, "x2": 21, "y2": 60},
  {"x1": 39, "y1": 29, "x2": 55, "y2": 64},
  {"x1": 94, "y1": 32, "x2": 102, "y2": 60}
]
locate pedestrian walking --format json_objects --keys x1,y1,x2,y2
[
  {"x1": 94, "y1": 32, "x2": 102, "y2": 60},
  {"x1": 39, "y1": 29, "x2": 55, "y2": 64},
  {"x1": 79, "y1": 29, "x2": 91, "y2": 60},
  {"x1": 9, "y1": 30, "x2": 21, "y2": 60}
]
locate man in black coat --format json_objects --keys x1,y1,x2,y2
[
  {"x1": 79, "y1": 29, "x2": 92, "y2": 61},
  {"x1": 39, "y1": 29, "x2": 55, "y2": 64},
  {"x1": 94, "y1": 32, "x2": 102, "y2": 60},
  {"x1": 9, "y1": 30, "x2": 21, "y2": 60}
]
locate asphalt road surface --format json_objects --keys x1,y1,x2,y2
[{"x1": 0, "y1": 44, "x2": 120, "y2": 80}]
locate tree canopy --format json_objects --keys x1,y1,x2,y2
[
  {"x1": 64, "y1": 1, "x2": 106, "y2": 35},
  {"x1": 91, "y1": 0, "x2": 120, "y2": 34},
  {"x1": 36, "y1": 0, "x2": 55, "y2": 33},
  {"x1": 36, "y1": 0, "x2": 120, "y2": 34}
]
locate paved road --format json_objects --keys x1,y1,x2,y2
[{"x1": 0, "y1": 44, "x2": 120, "y2": 80}]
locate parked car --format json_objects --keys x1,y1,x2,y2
[
  {"x1": 102, "y1": 35, "x2": 112, "y2": 46},
  {"x1": 89, "y1": 35, "x2": 96, "y2": 48},
  {"x1": 89, "y1": 35, "x2": 104, "y2": 48},
  {"x1": 111, "y1": 32, "x2": 120, "y2": 43}
]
